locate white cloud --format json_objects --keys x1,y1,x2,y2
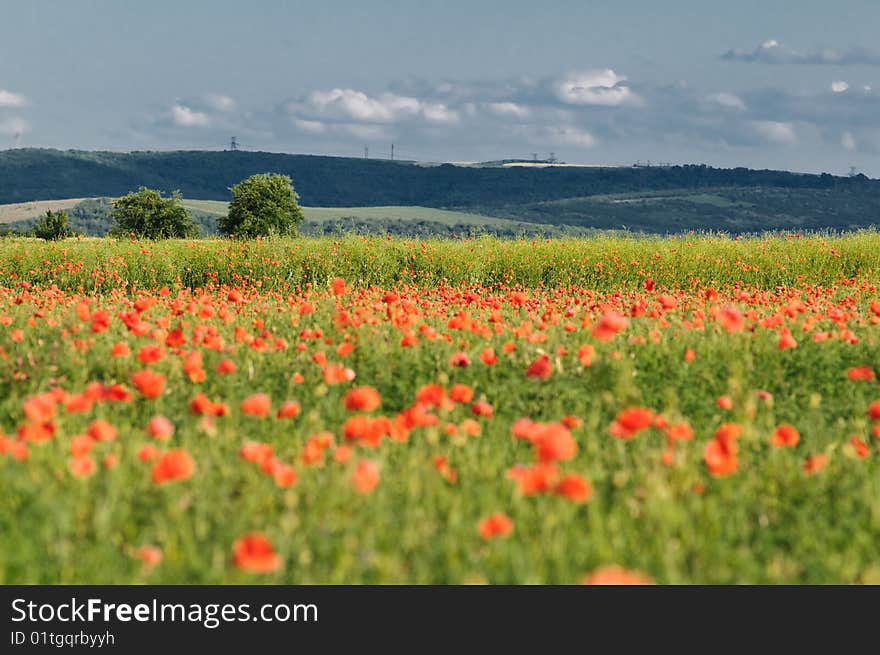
[
  {"x1": 722, "y1": 40, "x2": 880, "y2": 66},
  {"x1": 0, "y1": 117, "x2": 29, "y2": 137},
  {"x1": 294, "y1": 119, "x2": 325, "y2": 133},
  {"x1": 831, "y1": 80, "x2": 849, "y2": 93},
  {"x1": 205, "y1": 94, "x2": 236, "y2": 112},
  {"x1": 306, "y1": 89, "x2": 419, "y2": 123},
  {"x1": 0, "y1": 89, "x2": 27, "y2": 108},
  {"x1": 515, "y1": 124, "x2": 596, "y2": 148},
  {"x1": 841, "y1": 131, "x2": 856, "y2": 151},
  {"x1": 339, "y1": 123, "x2": 389, "y2": 139},
  {"x1": 422, "y1": 103, "x2": 459, "y2": 124},
  {"x1": 546, "y1": 125, "x2": 596, "y2": 147},
  {"x1": 171, "y1": 104, "x2": 210, "y2": 127},
  {"x1": 751, "y1": 120, "x2": 798, "y2": 145},
  {"x1": 486, "y1": 101, "x2": 530, "y2": 118},
  {"x1": 292, "y1": 88, "x2": 459, "y2": 130},
  {"x1": 704, "y1": 92, "x2": 747, "y2": 111},
  {"x1": 554, "y1": 69, "x2": 640, "y2": 107}
]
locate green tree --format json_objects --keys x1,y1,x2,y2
[
  {"x1": 219, "y1": 174, "x2": 305, "y2": 238},
  {"x1": 110, "y1": 187, "x2": 199, "y2": 239},
  {"x1": 33, "y1": 209, "x2": 74, "y2": 241}
]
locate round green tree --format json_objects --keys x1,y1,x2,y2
[
  {"x1": 110, "y1": 187, "x2": 199, "y2": 239},
  {"x1": 33, "y1": 209, "x2": 75, "y2": 241},
  {"x1": 219, "y1": 174, "x2": 305, "y2": 238}
]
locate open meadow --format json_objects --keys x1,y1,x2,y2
[{"x1": 1, "y1": 233, "x2": 880, "y2": 583}]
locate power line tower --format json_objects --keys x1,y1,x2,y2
[
  {"x1": 364, "y1": 146, "x2": 369, "y2": 159},
  {"x1": 548, "y1": 152, "x2": 557, "y2": 163},
  {"x1": 390, "y1": 143, "x2": 394, "y2": 161},
  {"x1": 849, "y1": 165, "x2": 859, "y2": 177},
  {"x1": 229, "y1": 136, "x2": 238, "y2": 152}
]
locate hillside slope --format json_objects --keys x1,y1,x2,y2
[
  {"x1": 1, "y1": 149, "x2": 878, "y2": 235},
  {"x1": 0, "y1": 148, "x2": 874, "y2": 206}
]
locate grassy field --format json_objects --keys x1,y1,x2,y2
[
  {"x1": 179, "y1": 199, "x2": 509, "y2": 227},
  {"x1": 1, "y1": 234, "x2": 879, "y2": 584},
  {"x1": 0, "y1": 198, "x2": 510, "y2": 229},
  {"x1": 0, "y1": 198, "x2": 94, "y2": 223}
]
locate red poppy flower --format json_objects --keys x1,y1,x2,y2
[
  {"x1": 850, "y1": 436, "x2": 870, "y2": 459},
  {"x1": 131, "y1": 369, "x2": 166, "y2": 399},
  {"x1": 276, "y1": 400, "x2": 301, "y2": 420},
  {"x1": 68, "y1": 456, "x2": 96, "y2": 479},
  {"x1": 151, "y1": 449, "x2": 196, "y2": 484},
  {"x1": 804, "y1": 454, "x2": 829, "y2": 475},
  {"x1": 478, "y1": 513, "x2": 514, "y2": 540},
  {"x1": 146, "y1": 416, "x2": 174, "y2": 441},
  {"x1": 352, "y1": 459, "x2": 380, "y2": 494},
  {"x1": 718, "y1": 305, "x2": 744, "y2": 333},
  {"x1": 241, "y1": 394, "x2": 271, "y2": 418},
  {"x1": 705, "y1": 425, "x2": 740, "y2": 477},
  {"x1": 581, "y1": 566, "x2": 653, "y2": 585},
  {"x1": 133, "y1": 545, "x2": 163, "y2": 568},
  {"x1": 232, "y1": 533, "x2": 282, "y2": 573},
  {"x1": 70, "y1": 434, "x2": 94, "y2": 458},
  {"x1": 87, "y1": 419, "x2": 117, "y2": 443},
  {"x1": 480, "y1": 348, "x2": 498, "y2": 365},
  {"x1": 848, "y1": 366, "x2": 876, "y2": 382},
  {"x1": 471, "y1": 401, "x2": 493, "y2": 418},
  {"x1": 771, "y1": 424, "x2": 800, "y2": 448},
  {"x1": 449, "y1": 384, "x2": 474, "y2": 404},
  {"x1": 217, "y1": 359, "x2": 237, "y2": 375},
  {"x1": 592, "y1": 312, "x2": 628, "y2": 341},
  {"x1": 533, "y1": 424, "x2": 578, "y2": 463},
  {"x1": 554, "y1": 474, "x2": 592, "y2": 503},
  {"x1": 609, "y1": 407, "x2": 655, "y2": 439},
  {"x1": 136, "y1": 344, "x2": 166, "y2": 364},
  {"x1": 344, "y1": 386, "x2": 381, "y2": 412},
  {"x1": 526, "y1": 354, "x2": 552, "y2": 379},
  {"x1": 240, "y1": 441, "x2": 273, "y2": 465}
]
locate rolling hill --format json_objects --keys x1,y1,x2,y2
[{"x1": 0, "y1": 148, "x2": 878, "y2": 235}]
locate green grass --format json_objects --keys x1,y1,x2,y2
[
  {"x1": 180, "y1": 199, "x2": 508, "y2": 226},
  {"x1": 0, "y1": 232, "x2": 878, "y2": 292},
  {"x1": 1, "y1": 234, "x2": 879, "y2": 584}
]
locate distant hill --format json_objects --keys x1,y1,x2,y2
[{"x1": 0, "y1": 148, "x2": 878, "y2": 234}]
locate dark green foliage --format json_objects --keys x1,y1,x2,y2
[
  {"x1": 1, "y1": 149, "x2": 879, "y2": 237},
  {"x1": 0, "y1": 148, "x2": 874, "y2": 208},
  {"x1": 109, "y1": 187, "x2": 199, "y2": 239},
  {"x1": 33, "y1": 209, "x2": 74, "y2": 241},
  {"x1": 219, "y1": 174, "x2": 304, "y2": 238}
]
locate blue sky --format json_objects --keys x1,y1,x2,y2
[{"x1": 1, "y1": 0, "x2": 879, "y2": 175}]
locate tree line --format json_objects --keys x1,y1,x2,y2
[
  {"x1": 26, "y1": 173, "x2": 304, "y2": 240},
  {"x1": 0, "y1": 148, "x2": 875, "y2": 208}
]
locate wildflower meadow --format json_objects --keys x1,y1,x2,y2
[{"x1": 1, "y1": 233, "x2": 879, "y2": 584}]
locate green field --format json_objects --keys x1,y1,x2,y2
[
  {"x1": 1, "y1": 234, "x2": 879, "y2": 584},
  {"x1": 0, "y1": 198, "x2": 508, "y2": 227},
  {"x1": 179, "y1": 199, "x2": 511, "y2": 226}
]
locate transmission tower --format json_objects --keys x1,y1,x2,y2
[{"x1": 229, "y1": 136, "x2": 238, "y2": 151}]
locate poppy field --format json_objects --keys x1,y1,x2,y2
[{"x1": 1, "y1": 233, "x2": 880, "y2": 584}]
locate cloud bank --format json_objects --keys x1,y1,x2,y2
[
  {"x1": 722, "y1": 40, "x2": 880, "y2": 66},
  {"x1": 124, "y1": 61, "x2": 880, "y2": 166}
]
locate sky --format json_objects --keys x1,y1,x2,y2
[{"x1": 1, "y1": 0, "x2": 879, "y2": 175}]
